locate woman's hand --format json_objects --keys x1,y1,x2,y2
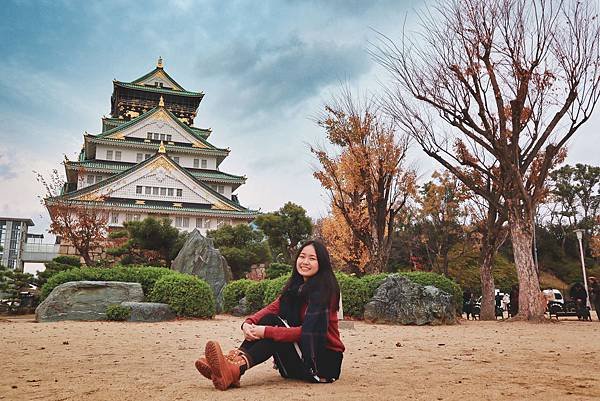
[
  {"x1": 242, "y1": 322, "x2": 261, "y2": 341},
  {"x1": 242, "y1": 322, "x2": 266, "y2": 341}
]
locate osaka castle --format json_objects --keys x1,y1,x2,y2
[{"x1": 49, "y1": 57, "x2": 257, "y2": 234}]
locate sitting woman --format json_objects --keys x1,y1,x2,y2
[{"x1": 195, "y1": 239, "x2": 345, "y2": 390}]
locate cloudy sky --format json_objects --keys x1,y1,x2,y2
[{"x1": 1, "y1": 0, "x2": 599, "y2": 244}]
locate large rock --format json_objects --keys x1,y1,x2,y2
[
  {"x1": 35, "y1": 281, "x2": 144, "y2": 322},
  {"x1": 171, "y1": 229, "x2": 232, "y2": 313},
  {"x1": 121, "y1": 302, "x2": 176, "y2": 322},
  {"x1": 363, "y1": 274, "x2": 456, "y2": 325}
]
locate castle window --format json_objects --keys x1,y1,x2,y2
[
  {"x1": 204, "y1": 219, "x2": 211, "y2": 229},
  {"x1": 136, "y1": 186, "x2": 142, "y2": 194},
  {"x1": 133, "y1": 214, "x2": 141, "y2": 221},
  {"x1": 193, "y1": 159, "x2": 199, "y2": 168},
  {"x1": 217, "y1": 185, "x2": 225, "y2": 194},
  {"x1": 106, "y1": 150, "x2": 113, "y2": 160},
  {"x1": 115, "y1": 151, "x2": 122, "y2": 161},
  {"x1": 176, "y1": 189, "x2": 183, "y2": 197},
  {"x1": 145, "y1": 186, "x2": 151, "y2": 195},
  {"x1": 168, "y1": 188, "x2": 174, "y2": 196},
  {"x1": 96, "y1": 175, "x2": 103, "y2": 183},
  {"x1": 145, "y1": 154, "x2": 151, "y2": 160},
  {"x1": 147, "y1": 133, "x2": 152, "y2": 139},
  {"x1": 173, "y1": 157, "x2": 180, "y2": 164},
  {"x1": 160, "y1": 187, "x2": 166, "y2": 196},
  {"x1": 182, "y1": 217, "x2": 189, "y2": 228},
  {"x1": 196, "y1": 218, "x2": 202, "y2": 228},
  {"x1": 152, "y1": 187, "x2": 159, "y2": 195},
  {"x1": 87, "y1": 175, "x2": 95, "y2": 184},
  {"x1": 137, "y1": 153, "x2": 143, "y2": 162},
  {"x1": 153, "y1": 133, "x2": 160, "y2": 140},
  {"x1": 175, "y1": 216, "x2": 182, "y2": 227},
  {"x1": 160, "y1": 134, "x2": 166, "y2": 141},
  {"x1": 167, "y1": 134, "x2": 172, "y2": 141},
  {"x1": 111, "y1": 213, "x2": 119, "y2": 224},
  {"x1": 201, "y1": 159, "x2": 207, "y2": 168}
]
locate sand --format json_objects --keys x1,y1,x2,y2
[{"x1": 1, "y1": 314, "x2": 599, "y2": 401}]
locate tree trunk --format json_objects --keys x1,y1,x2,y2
[
  {"x1": 479, "y1": 243, "x2": 496, "y2": 320},
  {"x1": 509, "y1": 214, "x2": 546, "y2": 320}
]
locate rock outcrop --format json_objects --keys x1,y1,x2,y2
[
  {"x1": 35, "y1": 281, "x2": 144, "y2": 322},
  {"x1": 120, "y1": 302, "x2": 176, "y2": 322},
  {"x1": 363, "y1": 274, "x2": 456, "y2": 325},
  {"x1": 171, "y1": 229, "x2": 232, "y2": 313}
]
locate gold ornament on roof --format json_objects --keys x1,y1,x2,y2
[
  {"x1": 158, "y1": 141, "x2": 166, "y2": 153},
  {"x1": 157, "y1": 56, "x2": 163, "y2": 68},
  {"x1": 159, "y1": 96, "x2": 165, "y2": 107}
]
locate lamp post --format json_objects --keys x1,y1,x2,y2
[{"x1": 574, "y1": 229, "x2": 591, "y2": 308}]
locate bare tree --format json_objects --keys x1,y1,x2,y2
[
  {"x1": 373, "y1": 0, "x2": 600, "y2": 319},
  {"x1": 312, "y1": 89, "x2": 416, "y2": 274}
]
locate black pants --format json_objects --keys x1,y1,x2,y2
[{"x1": 238, "y1": 314, "x2": 343, "y2": 382}]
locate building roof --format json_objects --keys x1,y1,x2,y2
[
  {"x1": 113, "y1": 81, "x2": 203, "y2": 98},
  {"x1": 65, "y1": 160, "x2": 247, "y2": 188},
  {"x1": 0, "y1": 217, "x2": 34, "y2": 226},
  {"x1": 55, "y1": 151, "x2": 250, "y2": 213},
  {"x1": 95, "y1": 104, "x2": 220, "y2": 149},
  {"x1": 53, "y1": 198, "x2": 257, "y2": 218}
]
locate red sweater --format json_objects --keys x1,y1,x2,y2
[{"x1": 244, "y1": 297, "x2": 345, "y2": 353}]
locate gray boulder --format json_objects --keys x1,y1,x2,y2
[
  {"x1": 121, "y1": 302, "x2": 176, "y2": 322},
  {"x1": 36, "y1": 281, "x2": 144, "y2": 322},
  {"x1": 231, "y1": 297, "x2": 250, "y2": 317},
  {"x1": 363, "y1": 274, "x2": 456, "y2": 325},
  {"x1": 171, "y1": 229, "x2": 232, "y2": 313}
]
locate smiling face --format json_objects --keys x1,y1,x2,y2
[{"x1": 296, "y1": 244, "x2": 319, "y2": 281}]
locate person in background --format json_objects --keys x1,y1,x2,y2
[
  {"x1": 463, "y1": 289, "x2": 473, "y2": 320},
  {"x1": 569, "y1": 282, "x2": 589, "y2": 321},
  {"x1": 589, "y1": 277, "x2": 600, "y2": 322}
]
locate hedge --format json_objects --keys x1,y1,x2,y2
[
  {"x1": 222, "y1": 279, "x2": 254, "y2": 313},
  {"x1": 266, "y1": 263, "x2": 292, "y2": 279},
  {"x1": 40, "y1": 266, "x2": 216, "y2": 318},
  {"x1": 40, "y1": 266, "x2": 178, "y2": 300},
  {"x1": 245, "y1": 280, "x2": 270, "y2": 313},
  {"x1": 264, "y1": 274, "x2": 292, "y2": 305},
  {"x1": 106, "y1": 304, "x2": 131, "y2": 321},
  {"x1": 149, "y1": 274, "x2": 215, "y2": 318}
]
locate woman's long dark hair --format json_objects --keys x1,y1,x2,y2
[{"x1": 280, "y1": 239, "x2": 340, "y2": 311}]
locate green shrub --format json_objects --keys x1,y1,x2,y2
[
  {"x1": 397, "y1": 271, "x2": 462, "y2": 312},
  {"x1": 149, "y1": 274, "x2": 215, "y2": 318},
  {"x1": 335, "y1": 272, "x2": 370, "y2": 318},
  {"x1": 222, "y1": 279, "x2": 254, "y2": 313},
  {"x1": 266, "y1": 263, "x2": 292, "y2": 279},
  {"x1": 245, "y1": 279, "x2": 270, "y2": 312},
  {"x1": 361, "y1": 273, "x2": 389, "y2": 297},
  {"x1": 52, "y1": 255, "x2": 81, "y2": 267},
  {"x1": 263, "y1": 274, "x2": 291, "y2": 305},
  {"x1": 106, "y1": 304, "x2": 131, "y2": 321},
  {"x1": 40, "y1": 266, "x2": 177, "y2": 300}
]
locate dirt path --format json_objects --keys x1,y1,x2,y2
[{"x1": 1, "y1": 314, "x2": 599, "y2": 401}]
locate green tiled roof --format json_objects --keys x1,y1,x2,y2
[
  {"x1": 96, "y1": 105, "x2": 220, "y2": 150},
  {"x1": 57, "y1": 152, "x2": 247, "y2": 212},
  {"x1": 114, "y1": 81, "x2": 203, "y2": 97},
  {"x1": 86, "y1": 135, "x2": 229, "y2": 156},
  {"x1": 190, "y1": 127, "x2": 211, "y2": 139},
  {"x1": 130, "y1": 66, "x2": 186, "y2": 91},
  {"x1": 66, "y1": 160, "x2": 246, "y2": 184}
]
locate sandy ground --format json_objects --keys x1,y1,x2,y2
[{"x1": 1, "y1": 314, "x2": 599, "y2": 401}]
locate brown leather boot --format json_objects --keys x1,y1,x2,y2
[
  {"x1": 195, "y1": 349, "x2": 243, "y2": 382},
  {"x1": 205, "y1": 341, "x2": 248, "y2": 390}
]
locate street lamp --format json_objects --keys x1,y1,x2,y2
[{"x1": 574, "y1": 229, "x2": 591, "y2": 308}]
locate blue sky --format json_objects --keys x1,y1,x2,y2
[{"x1": 1, "y1": 0, "x2": 599, "y2": 245}]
